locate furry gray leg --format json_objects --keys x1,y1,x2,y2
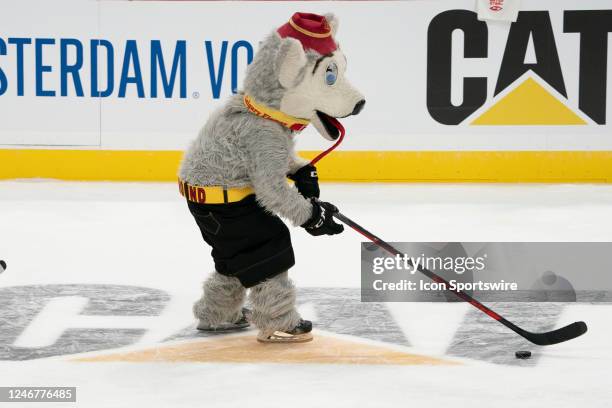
[
  {"x1": 193, "y1": 272, "x2": 246, "y2": 329},
  {"x1": 248, "y1": 271, "x2": 302, "y2": 336}
]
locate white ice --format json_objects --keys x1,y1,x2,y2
[{"x1": 0, "y1": 181, "x2": 611, "y2": 407}]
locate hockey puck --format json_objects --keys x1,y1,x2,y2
[
  {"x1": 0, "y1": 260, "x2": 6, "y2": 273},
  {"x1": 515, "y1": 350, "x2": 531, "y2": 359}
]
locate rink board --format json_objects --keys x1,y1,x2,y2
[
  {"x1": 1, "y1": 149, "x2": 611, "y2": 182},
  {"x1": 1, "y1": 0, "x2": 611, "y2": 181}
]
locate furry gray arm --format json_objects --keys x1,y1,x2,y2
[
  {"x1": 246, "y1": 126, "x2": 313, "y2": 226},
  {"x1": 288, "y1": 148, "x2": 311, "y2": 175}
]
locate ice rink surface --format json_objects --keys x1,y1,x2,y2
[{"x1": 0, "y1": 181, "x2": 611, "y2": 407}]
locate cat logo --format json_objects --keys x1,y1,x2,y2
[{"x1": 426, "y1": 10, "x2": 612, "y2": 126}]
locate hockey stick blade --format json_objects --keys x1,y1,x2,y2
[
  {"x1": 517, "y1": 321, "x2": 588, "y2": 346},
  {"x1": 333, "y1": 210, "x2": 588, "y2": 346}
]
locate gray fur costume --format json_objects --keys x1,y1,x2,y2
[{"x1": 180, "y1": 13, "x2": 364, "y2": 337}]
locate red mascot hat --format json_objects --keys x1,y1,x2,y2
[{"x1": 277, "y1": 12, "x2": 338, "y2": 55}]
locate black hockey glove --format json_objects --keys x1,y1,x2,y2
[
  {"x1": 288, "y1": 164, "x2": 320, "y2": 199},
  {"x1": 301, "y1": 199, "x2": 344, "y2": 236}
]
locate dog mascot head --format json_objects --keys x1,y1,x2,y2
[{"x1": 243, "y1": 12, "x2": 365, "y2": 141}]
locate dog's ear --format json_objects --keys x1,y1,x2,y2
[
  {"x1": 277, "y1": 37, "x2": 307, "y2": 89},
  {"x1": 324, "y1": 13, "x2": 339, "y2": 36}
]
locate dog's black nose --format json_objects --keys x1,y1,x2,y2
[{"x1": 352, "y1": 99, "x2": 366, "y2": 116}]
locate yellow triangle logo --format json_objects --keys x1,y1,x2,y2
[
  {"x1": 73, "y1": 333, "x2": 458, "y2": 366},
  {"x1": 471, "y1": 77, "x2": 586, "y2": 125}
]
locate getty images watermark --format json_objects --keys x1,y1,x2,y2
[
  {"x1": 370, "y1": 252, "x2": 518, "y2": 292},
  {"x1": 360, "y1": 243, "x2": 612, "y2": 302}
]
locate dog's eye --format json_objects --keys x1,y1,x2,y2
[{"x1": 325, "y1": 62, "x2": 338, "y2": 86}]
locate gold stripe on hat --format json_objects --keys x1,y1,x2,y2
[{"x1": 289, "y1": 18, "x2": 332, "y2": 38}]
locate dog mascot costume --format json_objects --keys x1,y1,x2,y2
[{"x1": 179, "y1": 12, "x2": 365, "y2": 343}]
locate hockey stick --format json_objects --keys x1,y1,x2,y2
[{"x1": 332, "y1": 211, "x2": 588, "y2": 346}]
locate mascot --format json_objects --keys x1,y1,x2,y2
[{"x1": 179, "y1": 12, "x2": 365, "y2": 343}]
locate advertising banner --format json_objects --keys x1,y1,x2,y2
[{"x1": 1, "y1": 0, "x2": 611, "y2": 151}]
